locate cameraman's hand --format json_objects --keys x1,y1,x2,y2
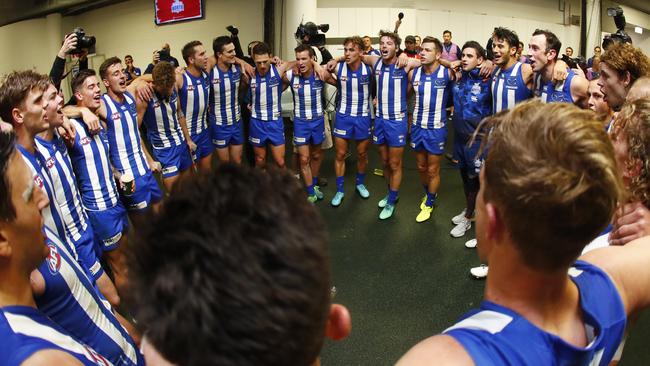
[
  {"x1": 58, "y1": 33, "x2": 78, "y2": 59},
  {"x1": 152, "y1": 50, "x2": 160, "y2": 65}
]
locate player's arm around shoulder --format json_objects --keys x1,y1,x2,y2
[
  {"x1": 571, "y1": 74, "x2": 589, "y2": 108},
  {"x1": 396, "y1": 334, "x2": 475, "y2": 366},
  {"x1": 580, "y1": 236, "x2": 650, "y2": 318}
]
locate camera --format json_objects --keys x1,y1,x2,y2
[
  {"x1": 561, "y1": 54, "x2": 585, "y2": 70},
  {"x1": 295, "y1": 21, "x2": 329, "y2": 47},
  {"x1": 602, "y1": 7, "x2": 632, "y2": 50},
  {"x1": 70, "y1": 27, "x2": 96, "y2": 55}
]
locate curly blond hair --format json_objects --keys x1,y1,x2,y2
[
  {"x1": 611, "y1": 98, "x2": 650, "y2": 207},
  {"x1": 476, "y1": 100, "x2": 624, "y2": 270}
]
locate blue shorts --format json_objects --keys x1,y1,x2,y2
[
  {"x1": 152, "y1": 144, "x2": 193, "y2": 178},
  {"x1": 333, "y1": 112, "x2": 372, "y2": 140},
  {"x1": 86, "y1": 202, "x2": 129, "y2": 253},
  {"x1": 410, "y1": 125, "x2": 447, "y2": 155},
  {"x1": 454, "y1": 133, "x2": 484, "y2": 178},
  {"x1": 120, "y1": 171, "x2": 163, "y2": 211},
  {"x1": 373, "y1": 116, "x2": 408, "y2": 147},
  {"x1": 70, "y1": 226, "x2": 103, "y2": 281},
  {"x1": 191, "y1": 129, "x2": 214, "y2": 160},
  {"x1": 293, "y1": 116, "x2": 325, "y2": 146},
  {"x1": 212, "y1": 120, "x2": 245, "y2": 148},
  {"x1": 249, "y1": 117, "x2": 285, "y2": 147}
]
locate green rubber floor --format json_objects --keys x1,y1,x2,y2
[{"x1": 311, "y1": 140, "x2": 650, "y2": 365}]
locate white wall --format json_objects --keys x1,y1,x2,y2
[{"x1": 0, "y1": 0, "x2": 264, "y2": 78}]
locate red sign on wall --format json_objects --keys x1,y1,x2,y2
[{"x1": 155, "y1": 0, "x2": 203, "y2": 25}]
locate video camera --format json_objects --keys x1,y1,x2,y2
[
  {"x1": 295, "y1": 21, "x2": 329, "y2": 47},
  {"x1": 602, "y1": 7, "x2": 632, "y2": 50},
  {"x1": 70, "y1": 27, "x2": 96, "y2": 55}
]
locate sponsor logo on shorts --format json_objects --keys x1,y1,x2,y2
[
  {"x1": 46, "y1": 244, "x2": 61, "y2": 275},
  {"x1": 294, "y1": 136, "x2": 306, "y2": 143},
  {"x1": 102, "y1": 232, "x2": 122, "y2": 247},
  {"x1": 438, "y1": 142, "x2": 445, "y2": 150},
  {"x1": 373, "y1": 135, "x2": 379, "y2": 142},
  {"x1": 334, "y1": 128, "x2": 346, "y2": 136},
  {"x1": 130, "y1": 200, "x2": 148, "y2": 210},
  {"x1": 398, "y1": 135, "x2": 405, "y2": 143},
  {"x1": 410, "y1": 142, "x2": 416, "y2": 148},
  {"x1": 250, "y1": 137, "x2": 261, "y2": 144},
  {"x1": 162, "y1": 165, "x2": 178, "y2": 175},
  {"x1": 213, "y1": 139, "x2": 226, "y2": 146}
]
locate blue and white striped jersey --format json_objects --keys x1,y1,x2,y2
[
  {"x1": 36, "y1": 227, "x2": 143, "y2": 366},
  {"x1": 142, "y1": 89, "x2": 185, "y2": 149},
  {"x1": 445, "y1": 261, "x2": 626, "y2": 366},
  {"x1": 180, "y1": 70, "x2": 210, "y2": 136},
  {"x1": 534, "y1": 69, "x2": 576, "y2": 104},
  {"x1": 412, "y1": 65, "x2": 452, "y2": 129},
  {"x1": 16, "y1": 144, "x2": 67, "y2": 241},
  {"x1": 35, "y1": 134, "x2": 89, "y2": 243},
  {"x1": 103, "y1": 92, "x2": 150, "y2": 178},
  {"x1": 250, "y1": 64, "x2": 283, "y2": 121},
  {"x1": 374, "y1": 59, "x2": 408, "y2": 120},
  {"x1": 0, "y1": 305, "x2": 113, "y2": 366},
  {"x1": 287, "y1": 69, "x2": 324, "y2": 120},
  {"x1": 336, "y1": 62, "x2": 372, "y2": 117},
  {"x1": 491, "y1": 62, "x2": 532, "y2": 113},
  {"x1": 68, "y1": 118, "x2": 119, "y2": 211},
  {"x1": 210, "y1": 64, "x2": 242, "y2": 125}
]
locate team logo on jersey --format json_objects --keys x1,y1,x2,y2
[
  {"x1": 153, "y1": 101, "x2": 161, "y2": 108},
  {"x1": 506, "y1": 76, "x2": 518, "y2": 87},
  {"x1": 187, "y1": 85, "x2": 195, "y2": 91},
  {"x1": 340, "y1": 76, "x2": 348, "y2": 82},
  {"x1": 80, "y1": 136, "x2": 92, "y2": 146},
  {"x1": 212, "y1": 78, "x2": 221, "y2": 85},
  {"x1": 360, "y1": 75, "x2": 370, "y2": 83},
  {"x1": 293, "y1": 83, "x2": 301, "y2": 90},
  {"x1": 112, "y1": 112, "x2": 121, "y2": 121},
  {"x1": 46, "y1": 243, "x2": 61, "y2": 275},
  {"x1": 471, "y1": 82, "x2": 482, "y2": 95},
  {"x1": 84, "y1": 345, "x2": 111, "y2": 366},
  {"x1": 269, "y1": 76, "x2": 280, "y2": 85},
  {"x1": 413, "y1": 81, "x2": 420, "y2": 87}
]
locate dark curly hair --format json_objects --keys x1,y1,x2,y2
[{"x1": 127, "y1": 164, "x2": 331, "y2": 366}]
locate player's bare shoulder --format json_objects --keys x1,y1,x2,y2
[{"x1": 396, "y1": 335, "x2": 474, "y2": 366}]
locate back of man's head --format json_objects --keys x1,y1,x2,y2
[
  {"x1": 627, "y1": 76, "x2": 650, "y2": 102},
  {"x1": 478, "y1": 100, "x2": 623, "y2": 270},
  {"x1": 0, "y1": 71, "x2": 50, "y2": 126},
  {"x1": 128, "y1": 164, "x2": 331, "y2": 366}
]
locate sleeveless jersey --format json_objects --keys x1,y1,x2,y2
[
  {"x1": 287, "y1": 69, "x2": 324, "y2": 120},
  {"x1": 68, "y1": 118, "x2": 119, "y2": 211},
  {"x1": 35, "y1": 134, "x2": 88, "y2": 242},
  {"x1": 0, "y1": 305, "x2": 113, "y2": 366},
  {"x1": 180, "y1": 70, "x2": 210, "y2": 136},
  {"x1": 36, "y1": 227, "x2": 143, "y2": 366},
  {"x1": 411, "y1": 65, "x2": 452, "y2": 129},
  {"x1": 375, "y1": 59, "x2": 408, "y2": 120},
  {"x1": 336, "y1": 61, "x2": 372, "y2": 117},
  {"x1": 250, "y1": 64, "x2": 283, "y2": 121},
  {"x1": 445, "y1": 260, "x2": 626, "y2": 365},
  {"x1": 210, "y1": 64, "x2": 242, "y2": 125},
  {"x1": 534, "y1": 68, "x2": 576, "y2": 104},
  {"x1": 102, "y1": 92, "x2": 150, "y2": 178},
  {"x1": 452, "y1": 69, "x2": 493, "y2": 137},
  {"x1": 142, "y1": 89, "x2": 185, "y2": 149},
  {"x1": 491, "y1": 62, "x2": 532, "y2": 113},
  {"x1": 16, "y1": 144, "x2": 66, "y2": 241}
]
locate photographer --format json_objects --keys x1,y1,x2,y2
[
  {"x1": 144, "y1": 43, "x2": 180, "y2": 74},
  {"x1": 297, "y1": 22, "x2": 333, "y2": 65},
  {"x1": 49, "y1": 33, "x2": 88, "y2": 92}
]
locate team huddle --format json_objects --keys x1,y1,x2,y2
[{"x1": 1, "y1": 18, "x2": 650, "y2": 366}]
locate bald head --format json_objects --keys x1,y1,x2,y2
[{"x1": 627, "y1": 77, "x2": 650, "y2": 102}]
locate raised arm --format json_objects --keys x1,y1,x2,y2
[{"x1": 580, "y1": 236, "x2": 650, "y2": 318}]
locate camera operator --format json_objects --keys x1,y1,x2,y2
[
  {"x1": 49, "y1": 33, "x2": 88, "y2": 92},
  {"x1": 297, "y1": 22, "x2": 333, "y2": 65},
  {"x1": 144, "y1": 43, "x2": 180, "y2": 74}
]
